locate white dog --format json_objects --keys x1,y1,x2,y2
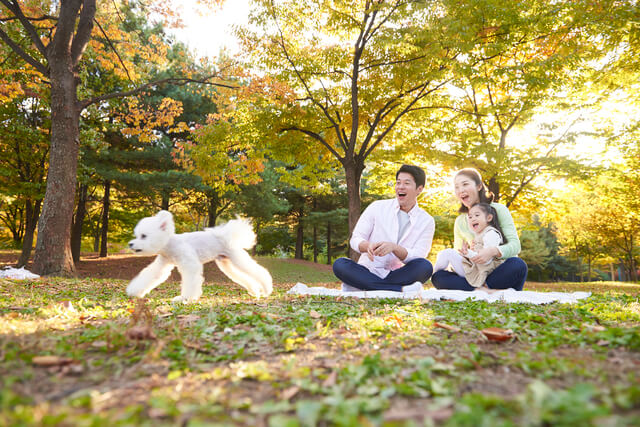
[{"x1": 126, "y1": 210, "x2": 273, "y2": 302}]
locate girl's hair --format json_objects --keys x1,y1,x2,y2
[
  {"x1": 469, "y1": 203, "x2": 508, "y2": 244},
  {"x1": 455, "y1": 168, "x2": 494, "y2": 213}
]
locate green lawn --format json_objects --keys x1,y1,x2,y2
[{"x1": 1, "y1": 262, "x2": 639, "y2": 426}]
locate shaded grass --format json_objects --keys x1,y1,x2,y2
[{"x1": 0, "y1": 264, "x2": 639, "y2": 426}]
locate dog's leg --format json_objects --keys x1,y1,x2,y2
[
  {"x1": 127, "y1": 255, "x2": 174, "y2": 298},
  {"x1": 215, "y1": 250, "x2": 273, "y2": 298},
  {"x1": 174, "y1": 257, "x2": 204, "y2": 303}
]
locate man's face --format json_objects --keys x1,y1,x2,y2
[{"x1": 395, "y1": 172, "x2": 423, "y2": 212}]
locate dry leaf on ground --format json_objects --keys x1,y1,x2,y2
[
  {"x1": 433, "y1": 322, "x2": 461, "y2": 332},
  {"x1": 32, "y1": 355, "x2": 74, "y2": 367},
  {"x1": 481, "y1": 327, "x2": 514, "y2": 342}
]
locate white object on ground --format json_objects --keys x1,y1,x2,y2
[
  {"x1": 0, "y1": 267, "x2": 40, "y2": 280},
  {"x1": 288, "y1": 283, "x2": 591, "y2": 305}
]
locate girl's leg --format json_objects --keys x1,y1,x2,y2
[
  {"x1": 430, "y1": 270, "x2": 475, "y2": 291},
  {"x1": 485, "y1": 258, "x2": 528, "y2": 291},
  {"x1": 433, "y1": 248, "x2": 466, "y2": 276}
]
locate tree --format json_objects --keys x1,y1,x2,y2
[
  {"x1": 235, "y1": 0, "x2": 469, "y2": 253},
  {"x1": 0, "y1": 88, "x2": 49, "y2": 266},
  {"x1": 0, "y1": 0, "x2": 227, "y2": 274},
  {"x1": 406, "y1": 0, "x2": 618, "y2": 211}
]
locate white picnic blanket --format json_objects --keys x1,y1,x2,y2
[
  {"x1": 0, "y1": 267, "x2": 40, "y2": 279},
  {"x1": 287, "y1": 283, "x2": 591, "y2": 305}
]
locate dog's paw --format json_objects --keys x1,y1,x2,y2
[
  {"x1": 171, "y1": 294, "x2": 200, "y2": 304},
  {"x1": 126, "y1": 281, "x2": 147, "y2": 298}
]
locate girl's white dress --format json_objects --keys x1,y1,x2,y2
[{"x1": 462, "y1": 226, "x2": 504, "y2": 288}]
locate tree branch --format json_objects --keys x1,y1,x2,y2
[
  {"x1": 78, "y1": 75, "x2": 238, "y2": 110},
  {"x1": 279, "y1": 126, "x2": 343, "y2": 161},
  {"x1": 50, "y1": 0, "x2": 83, "y2": 59},
  {"x1": 364, "y1": 79, "x2": 448, "y2": 159},
  {"x1": 71, "y1": 0, "x2": 97, "y2": 66},
  {"x1": 1, "y1": 0, "x2": 49, "y2": 58},
  {"x1": 0, "y1": 26, "x2": 48, "y2": 75},
  {"x1": 91, "y1": 17, "x2": 132, "y2": 82},
  {"x1": 268, "y1": 1, "x2": 345, "y2": 151}
]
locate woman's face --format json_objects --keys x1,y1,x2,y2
[{"x1": 454, "y1": 174, "x2": 483, "y2": 209}]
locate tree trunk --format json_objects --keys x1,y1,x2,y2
[
  {"x1": 295, "y1": 209, "x2": 304, "y2": 260},
  {"x1": 610, "y1": 263, "x2": 615, "y2": 281},
  {"x1": 161, "y1": 193, "x2": 169, "y2": 211},
  {"x1": 208, "y1": 191, "x2": 219, "y2": 227},
  {"x1": 630, "y1": 235, "x2": 638, "y2": 282},
  {"x1": 253, "y1": 220, "x2": 261, "y2": 256},
  {"x1": 32, "y1": 64, "x2": 80, "y2": 276},
  {"x1": 17, "y1": 199, "x2": 42, "y2": 267},
  {"x1": 99, "y1": 180, "x2": 111, "y2": 258},
  {"x1": 313, "y1": 224, "x2": 318, "y2": 263},
  {"x1": 344, "y1": 163, "x2": 362, "y2": 261},
  {"x1": 488, "y1": 175, "x2": 500, "y2": 202},
  {"x1": 71, "y1": 183, "x2": 89, "y2": 263},
  {"x1": 326, "y1": 221, "x2": 332, "y2": 265}
]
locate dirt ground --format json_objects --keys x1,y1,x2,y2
[{"x1": 0, "y1": 251, "x2": 332, "y2": 283}]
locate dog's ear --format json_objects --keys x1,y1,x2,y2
[{"x1": 156, "y1": 210, "x2": 174, "y2": 232}]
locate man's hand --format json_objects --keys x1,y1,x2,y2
[
  {"x1": 371, "y1": 241, "x2": 397, "y2": 257},
  {"x1": 359, "y1": 241, "x2": 376, "y2": 261}
]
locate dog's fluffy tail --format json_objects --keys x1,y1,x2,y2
[{"x1": 209, "y1": 218, "x2": 256, "y2": 250}]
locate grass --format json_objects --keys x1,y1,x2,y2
[{"x1": 0, "y1": 261, "x2": 639, "y2": 426}]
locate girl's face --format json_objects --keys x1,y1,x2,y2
[
  {"x1": 467, "y1": 205, "x2": 492, "y2": 233},
  {"x1": 454, "y1": 174, "x2": 483, "y2": 208}
]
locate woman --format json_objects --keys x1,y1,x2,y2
[{"x1": 431, "y1": 168, "x2": 528, "y2": 291}]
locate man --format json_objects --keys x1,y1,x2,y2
[{"x1": 333, "y1": 164, "x2": 435, "y2": 292}]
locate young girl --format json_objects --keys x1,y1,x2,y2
[{"x1": 433, "y1": 203, "x2": 506, "y2": 288}]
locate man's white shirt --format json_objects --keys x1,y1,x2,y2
[{"x1": 350, "y1": 198, "x2": 435, "y2": 278}]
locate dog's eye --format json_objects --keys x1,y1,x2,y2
[{"x1": 141, "y1": 234, "x2": 146, "y2": 239}]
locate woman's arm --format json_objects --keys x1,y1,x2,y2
[
  {"x1": 493, "y1": 203, "x2": 521, "y2": 258},
  {"x1": 453, "y1": 215, "x2": 465, "y2": 250}
]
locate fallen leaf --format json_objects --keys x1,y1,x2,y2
[
  {"x1": 177, "y1": 314, "x2": 201, "y2": 325},
  {"x1": 597, "y1": 340, "x2": 610, "y2": 346},
  {"x1": 126, "y1": 325, "x2": 156, "y2": 340},
  {"x1": 481, "y1": 327, "x2": 514, "y2": 342},
  {"x1": 32, "y1": 355, "x2": 74, "y2": 367},
  {"x1": 148, "y1": 408, "x2": 168, "y2": 418},
  {"x1": 433, "y1": 322, "x2": 461, "y2": 332},
  {"x1": 126, "y1": 298, "x2": 156, "y2": 340},
  {"x1": 91, "y1": 340, "x2": 108, "y2": 348},
  {"x1": 59, "y1": 362, "x2": 85, "y2": 376},
  {"x1": 281, "y1": 386, "x2": 300, "y2": 400},
  {"x1": 322, "y1": 370, "x2": 338, "y2": 387},
  {"x1": 582, "y1": 323, "x2": 606, "y2": 332},
  {"x1": 309, "y1": 310, "x2": 321, "y2": 319}
]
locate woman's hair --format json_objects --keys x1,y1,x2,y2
[
  {"x1": 469, "y1": 203, "x2": 507, "y2": 244},
  {"x1": 455, "y1": 168, "x2": 494, "y2": 213}
]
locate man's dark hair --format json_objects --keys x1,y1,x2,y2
[{"x1": 396, "y1": 164, "x2": 425, "y2": 188}]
